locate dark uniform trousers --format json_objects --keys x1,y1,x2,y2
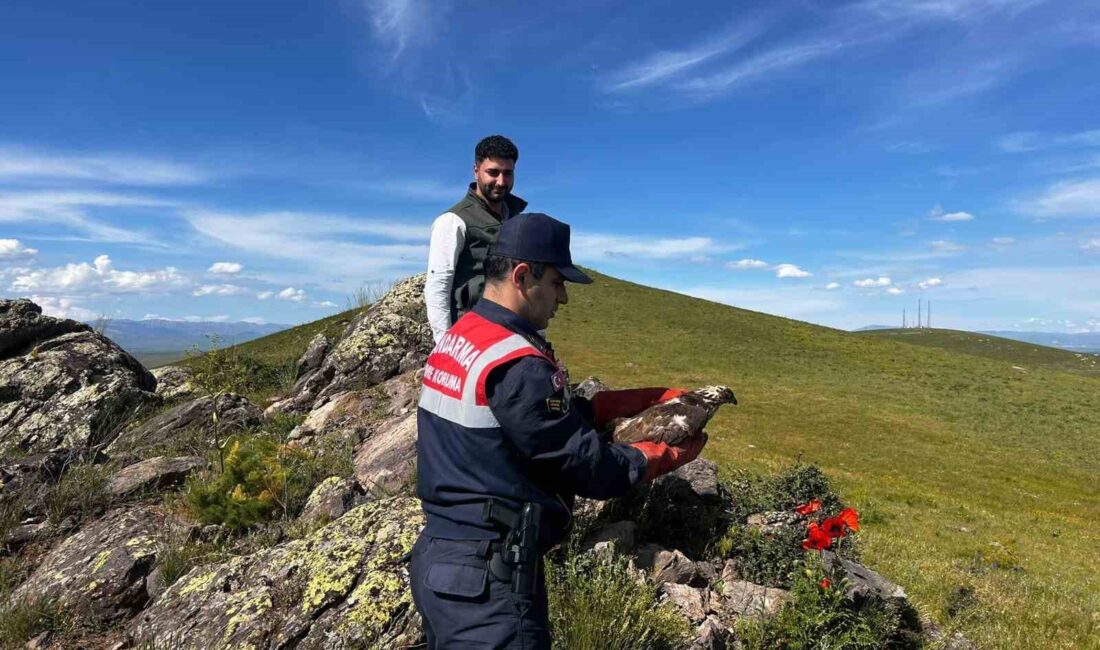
[{"x1": 410, "y1": 534, "x2": 550, "y2": 650}]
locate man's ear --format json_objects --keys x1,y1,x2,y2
[{"x1": 510, "y1": 262, "x2": 531, "y2": 290}]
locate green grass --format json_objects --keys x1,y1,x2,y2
[
  {"x1": 223, "y1": 307, "x2": 360, "y2": 368},
  {"x1": 173, "y1": 308, "x2": 361, "y2": 404},
  {"x1": 859, "y1": 328, "x2": 1100, "y2": 377},
  {"x1": 548, "y1": 270, "x2": 1099, "y2": 650}
]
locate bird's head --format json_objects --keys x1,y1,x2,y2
[{"x1": 696, "y1": 385, "x2": 737, "y2": 407}]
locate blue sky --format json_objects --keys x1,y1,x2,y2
[{"x1": 1, "y1": 0, "x2": 1098, "y2": 332}]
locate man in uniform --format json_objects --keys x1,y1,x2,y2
[
  {"x1": 425, "y1": 135, "x2": 528, "y2": 344},
  {"x1": 412, "y1": 212, "x2": 707, "y2": 649}
]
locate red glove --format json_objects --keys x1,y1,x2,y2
[
  {"x1": 591, "y1": 387, "x2": 687, "y2": 428},
  {"x1": 630, "y1": 434, "x2": 707, "y2": 482}
]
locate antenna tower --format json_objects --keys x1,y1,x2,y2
[
  {"x1": 918, "y1": 299, "x2": 922, "y2": 328},
  {"x1": 903, "y1": 308, "x2": 907, "y2": 328}
]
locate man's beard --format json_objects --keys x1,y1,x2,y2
[{"x1": 478, "y1": 180, "x2": 510, "y2": 202}]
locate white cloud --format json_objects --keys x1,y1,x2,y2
[
  {"x1": 572, "y1": 233, "x2": 717, "y2": 260},
  {"x1": 182, "y1": 315, "x2": 229, "y2": 323},
  {"x1": 991, "y1": 236, "x2": 1015, "y2": 246},
  {"x1": 10, "y1": 255, "x2": 188, "y2": 294},
  {"x1": 241, "y1": 317, "x2": 268, "y2": 325},
  {"x1": 0, "y1": 239, "x2": 37, "y2": 259},
  {"x1": 1082, "y1": 238, "x2": 1100, "y2": 251},
  {"x1": 775, "y1": 263, "x2": 812, "y2": 278},
  {"x1": 0, "y1": 148, "x2": 206, "y2": 185},
  {"x1": 1019, "y1": 178, "x2": 1100, "y2": 218},
  {"x1": 277, "y1": 287, "x2": 307, "y2": 302},
  {"x1": 604, "y1": 23, "x2": 763, "y2": 92},
  {"x1": 930, "y1": 239, "x2": 967, "y2": 253},
  {"x1": 30, "y1": 295, "x2": 98, "y2": 321},
  {"x1": 362, "y1": 0, "x2": 441, "y2": 60},
  {"x1": 675, "y1": 40, "x2": 846, "y2": 99},
  {"x1": 918, "y1": 277, "x2": 944, "y2": 289},
  {"x1": 193, "y1": 284, "x2": 247, "y2": 297},
  {"x1": 825, "y1": 282, "x2": 841, "y2": 290},
  {"x1": 928, "y1": 205, "x2": 975, "y2": 221},
  {"x1": 314, "y1": 300, "x2": 339, "y2": 309},
  {"x1": 728, "y1": 258, "x2": 769, "y2": 269},
  {"x1": 857, "y1": 0, "x2": 1044, "y2": 23},
  {"x1": 996, "y1": 129, "x2": 1100, "y2": 153},
  {"x1": 208, "y1": 262, "x2": 243, "y2": 274},
  {"x1": 185, "y1": 210, "x2": 429, "y2": 288},
  {"x1": 257, "y1": 291, "x2": 274, "y2": 300},
  {"x1": 854, "y1": 276, "x2": 892, "y2": 287},
  {"x1": 887, "y1": 287, "x2": 905, "y2": 295},
  {"x1": 0, "y1": 190, "x2": 170, "y2": 243}
]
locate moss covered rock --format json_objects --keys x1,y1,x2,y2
[
  {"x1": 128, "y1": 496, "x2": 424, "y2": 649},
  {"x1": 9, "y1": 505, "x2": 164, "y2": 625},
  {"x1": 271, "y1": 275, "x2": 432, "y2": 413},
  {"x1": 0, "y1": 299, "x2": 157, "y2": 453}
]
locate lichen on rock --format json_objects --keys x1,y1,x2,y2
[{"x1": 128, "y1": 496, "x2": 424, "y2": 649}]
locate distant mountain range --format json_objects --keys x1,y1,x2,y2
[
  {"x1": 854, "y1": 326, "x2": 1100, "y2": 353},
  {"x1": 92, "y1": 319, "x2": 290, "y2": 353},
  {"x1": 978, "y1": 331, "x2": 1100, "y2": 353}
]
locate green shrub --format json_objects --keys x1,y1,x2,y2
[
  {"x1": 721, "y1": 462, "x2": 843, "y2": 524},
  {"x1": 185, "y1": 434, "x2": 338, "y2": 531},
  {"x1": 738, "y1": 555, "x2": 920, "y2": 650},
  {"x1": 715, "y1": 522, "x2": 808, "y2": 588},
  {"x1": 547, "y1": 550, "x2": 690, "y2": 650}
]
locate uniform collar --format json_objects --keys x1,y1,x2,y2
[
  {"x1": 473, "y1": 298, "x2": 550, "y2": 350},
  {"x1": 466, "y1": 183, "x2": 528, "y2": 219}
]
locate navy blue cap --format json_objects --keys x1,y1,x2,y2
[{"x1": 492, "y1": 213, "x2": 593, "y2": 284}]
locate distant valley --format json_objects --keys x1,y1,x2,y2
[{"x1": 92, "y1": 318, "x2": 290, "y2": 366}]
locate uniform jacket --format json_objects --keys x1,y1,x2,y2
[{"x1": 416, "y1": 298, "x2": 646, "y2": 550}]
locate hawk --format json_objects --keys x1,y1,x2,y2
[{"x1": 609, "y1": 385, "x2": 737, "y2": 445}]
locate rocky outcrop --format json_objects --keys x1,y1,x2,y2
[
  {"x1": 107, "y1": 393, "x2": 262, "y2": 458},
  {"x1": 607, "y1": 458, "x2": 723, "y2": 555},
  {"x1": 286, "y1": 371, "x2": 419, "y2": 446},
  {"x1": 106, "y1": 456, "x2": 206, "y2": 499},
  {"x1": 128, "y1": 496, "x2": 424, "y2": 649},
  {"x1": 295, "y1": 334, "x2": 330, "y2": 380},
  {"x1": 0, "y1": 300, "x2": 157, "y2": 453},
  {"x1": 353, "y1": 412, "x2": 416, "y2": 496},
  {"x1": 151, "y1": 365, "x2": 197, "y2": 400},
  {"x1": 270, "y1": 275, "x2": 432, "y2": 413},
  {"x1": 10, "y1": 506, "x2": 164, "y2": 625},
  {"x1": 298, "y1": 477, "x2": 366, "y2": 526}
]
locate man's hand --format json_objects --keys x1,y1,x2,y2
[
  {"x1": 630, "y1": 433, "x2": 707, "y2": 482},
  {"x1": 591, "y1": 387, "x2": 688, "y2": 428}
]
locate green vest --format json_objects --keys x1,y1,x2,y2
[{"x1": 449, "y1": 184, "x2": 528, "y2": 322}]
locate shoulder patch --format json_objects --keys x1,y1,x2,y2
[{"x1": 551, "y1": 370, "x2": 566, "y2": 392}]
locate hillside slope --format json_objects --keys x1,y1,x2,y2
[
  {"x1": 213, "y1": 271, "x2": 1099, "y2": 649},
  {"x1": 555, "y1": 272, "x2": 1098, "y2": 649},
  {"x1": 858, "y1": 327, "x2": 1099, "y2": 376}
]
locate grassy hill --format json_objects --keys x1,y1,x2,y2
[
  {"x1": 210, "y1": 271, "x2": 1099, "y2": 650},
  {"x1": 859, "y1": 327, "x2": 1100, "y2": 377}
]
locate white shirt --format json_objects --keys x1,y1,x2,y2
[{"x1": 425, "y1": 212, "x2": 466, "y2": 344}]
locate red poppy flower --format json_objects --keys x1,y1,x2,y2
[
  {"x1": 794, "y1": 499, "x2": 823, "y2": 516},
  {"x1": 822, "y1": 517, "x2": 848, "y2": 538},
  {"x1": 837, "y1": 507, "x2": 860, "y2": 532},
  {"x1": 820, "y1": 577, "x2": 832, "y2": 589},
  {"x1": 801, "y1": 522, "x2": 832, "y2": 550}
]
